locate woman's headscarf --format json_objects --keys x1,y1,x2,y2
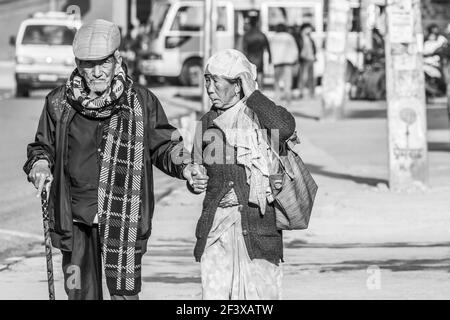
[{"x1": 204, "y1": 49, "x2": 257, "y2": 81}]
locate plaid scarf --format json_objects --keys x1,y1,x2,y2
[
  {"x1": 66, "y1": 67, "x2": 144, "y2": 296},
  {"x1": 66, "y1": 67, "x2": 126, "y2": 119}
]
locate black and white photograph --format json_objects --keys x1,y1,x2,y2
[{"x1": 0, "y1": 0, "x2": 449, "y2": 304}]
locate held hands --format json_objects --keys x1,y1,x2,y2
[
  {"x1": 236, "y1": 72, "x2": 258, "y2": 98},
  {"x1": 29, "y1": 160, "x2": 53, "y2": 199},
  {"x1": 183, "y1": 163, "x2": 209, "y2": 194}
]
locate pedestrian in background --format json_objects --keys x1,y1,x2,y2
[
  {"x1": 193, "y1": 49, "x2": 296, "y2": 300},
  {"x1": 24, "y1": 19, "x2": 208, "y2": 300},
  {"x1": 242, "y1": 15, "x2": 272, "y2": 88},
  {"x1": 442, "y1": 23, "x2": 450, "y2": 121},
  {"x1": 269, "y1": 23, "x2": 299, "y2": 107},
  {"x1": 296, "y1": 23, "x2": 317, "y2": 99}
]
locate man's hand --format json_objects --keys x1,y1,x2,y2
[
  {"x1": 29, "y1": 160, "x2": 53, "y2": 199},
  {"x1": 237, "y1": 71, "x2": 258, "y2": 98},
  {"x1": 183, "y1": 163, "x2": 208, "y2": 194}
]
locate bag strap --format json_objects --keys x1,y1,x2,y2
[{"x1": 273, "y1": 131, "x2": 301, "y2": 179}]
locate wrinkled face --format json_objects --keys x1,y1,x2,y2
[
  {"x1": 76, "y1": 51, "x2": 121, "y2": 94},
  {"x1": 204, "y1": 72, "x2": 241, "y2": 110}
]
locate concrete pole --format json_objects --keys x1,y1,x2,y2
[
  {"x1": 49, "y1": 0, "x2": 57, "y2": 11},
  {"x1": 202, "y1": 0, "x2": 216, "y2": 115},
  {"x1": 321, "y1": 0, "x2": 351, "y2": 120},
  {"x1": 112, "y1": 0, "x2": 129, "y2": 34},
  {"x1": 385, "y1": 0, "x2": 428, "y2": 191}
]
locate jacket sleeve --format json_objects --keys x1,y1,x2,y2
[
  {"x1": 246, "y1": 90, "x2": 296, "y2": 154},
  {"x1": 23, "y1": 96, "x2": 56, "y2": 177},
  {"x1": 147, "y1": 91, "x2": 191, "y2": 179}
]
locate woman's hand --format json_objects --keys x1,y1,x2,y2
[
  {"x1": 183, "y1": 163, "x2": 209, "y2": 194},
  {"x1": 237, "y1": 72, "x2": 258, "y2": 98}
]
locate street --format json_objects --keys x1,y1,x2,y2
[{"x1": 0, "y1": 81, "x2": 449, "y2": 299}]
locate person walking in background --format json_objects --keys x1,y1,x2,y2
[
  {"x1": 269, "y1": 23, "x2": 299, "y2": 107},
  {"x1": 297, "y1": 23, "x2": 317, "y2": 99},
  {"x1": 242, "y1": 15, "x2": 272, "y2": 88},
  {"x1": 424, "y1": 24, "x2": 448, "y2": 99},
  {"x1": 192, "y1": 49, "x2": 296, "y2": 300},
  {"x1": 442, "y1": 23, "x2": 450, "y2": 121},
  {"x1": 24, "y1": 19, "x2": 208, "y2": 300}
]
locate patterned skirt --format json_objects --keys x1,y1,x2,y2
[{"x1": 200, "y1": 205, "x2": 283, "y2": 300}]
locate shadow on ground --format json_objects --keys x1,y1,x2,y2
[
  {"x1": 345, "y1": 109, "x2": 387, "y2": 119},
  {"x1": 285, "y1": 241, "x2": 450, "y2": 273},
  {"x1": 143, "y1": 275, "x2": 200, "y2": 284},
  {"x1": 288, "y1": 258, "x2": 450, "y2": 273},
  {"x1": 428, "y1": 142, "x2": 450, "y2": 152},
  {"x1": 306, "y1": 163, "x2": 388, "y2": 187},
  {"x1": 285, "y1": 240, "x2": 450, "y2": 249}
]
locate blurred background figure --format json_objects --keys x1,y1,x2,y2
[
  {"x1": 269, "y1": 23, "x2": 298, "y2": 107},
  {"x1": 442, "y1": 23, "x2": 450, "y2": 120},
  {"x1": 423, "y1": 23, "x2": 448, "y2": 99},
  {"x1": 22, "y1": 28, "x2": 44, "y2": 45},
  {"x1": 350, "y1": 27, "x2": 387, "y2": 101},
  {"x1": 242, "y1": 14, "x2": 272, "y2": 88},
  {"x1": 296, "y1": 23, "x2": 316, "y2": 99}
]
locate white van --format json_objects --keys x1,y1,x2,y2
[{"x1": 10, "y1": 12, "x2": 82, "y2": 97}]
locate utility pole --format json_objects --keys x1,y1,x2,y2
[
  {"x1": 385, "y1": 0, "x2": 428, "y2": 191},
  {"x1": 49, "y1": 0, "x2": 57, "y2": 11},
  {"x1": 322, "y1": 0, "x2": 351, "y2": 120},
  {"x1": 202, "y1": 0, "x2": 217, "y2": 115}
]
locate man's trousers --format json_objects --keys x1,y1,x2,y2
[{"x1": 61, "y1": 222, "x2": 139, "y2": 300}]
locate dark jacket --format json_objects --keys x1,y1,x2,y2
[
  {"x1": 243, "y1": 28, "x2": 272, "y2": 71},
  {"x1": 296, "y1": 33, "x2": 317, "y2": 61},
  {"x1": 23, "y1": 83, "x2": 189, "y2": 253},
  {"x1": 192, "y1": 90, "x2": 296, "y2": 264}
]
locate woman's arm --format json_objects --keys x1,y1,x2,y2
[{"x1": 246, "y1": 90, "x2": 296, "y2": 143}]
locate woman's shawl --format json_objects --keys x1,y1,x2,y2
[{"x1": 213, "y1": 99, "x2": 277, "y2": 215}]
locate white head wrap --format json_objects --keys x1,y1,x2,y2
[{"x1": 204, "y1": 49, "x2": 257, "y2": 80}]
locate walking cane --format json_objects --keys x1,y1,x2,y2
[{"x1": 41, "y1": 188, "x2": 55, "y2": 300}]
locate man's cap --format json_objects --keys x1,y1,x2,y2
[{"x1": 73, "y1": 19, "x2": 121, "y2": 61}]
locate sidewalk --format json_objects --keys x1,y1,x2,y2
[{"x1": 0, "y1": 91, "x2": 449, "y2": 299}]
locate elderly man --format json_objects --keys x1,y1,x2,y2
[{"x1": 23, "y1": 19, "x2": 208, "y2": 300}]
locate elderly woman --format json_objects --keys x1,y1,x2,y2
[{"x1": 192, "y1": 49, "x2": 296, "y2": 299}]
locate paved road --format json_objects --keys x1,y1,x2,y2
[{"x1": 0, "y1": 85, "x2": 449, "y2": 299}]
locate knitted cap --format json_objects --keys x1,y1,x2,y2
[{"x1": 73, "y1": 19, "x2": 121, "y2": 60}]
